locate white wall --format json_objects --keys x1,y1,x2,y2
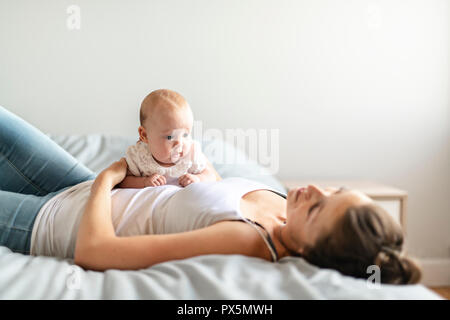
[{"x1": 0, "y1": 0, "x2": 449, "y2": 262}]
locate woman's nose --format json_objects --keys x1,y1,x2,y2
[{"x1": 306, "y1": 185, "x2": 326, "y2": 200}]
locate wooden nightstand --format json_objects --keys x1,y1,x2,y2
[{"x1": 281, "y1": 180, "x2": 408, "y2": 233}]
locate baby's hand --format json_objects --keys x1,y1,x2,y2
[
  {"x1": 178, "y1": 173, "x2": 200, "y2": 187},
  {"x1": 144, "y1": 173, "x2": 166, "y2": 187}
]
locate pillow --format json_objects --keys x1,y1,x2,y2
[
  {"x1": 47, "y1": 134, "x2": 286, "y2": 193},
  {"x1": 201, "y1": 138, "x2": 286, "y2": 193}
]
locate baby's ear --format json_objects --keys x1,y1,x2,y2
[{"x1": 138, "y1": 125, "x2": 149, "y2": 143}]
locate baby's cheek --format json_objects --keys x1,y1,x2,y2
[
  {"x1": 152, "y1": 143, "x2": 170, "y2": 160},
  {"x1": 184, "y1": 142, "x2": 194, "y2": 154},
  {"x1": 163, "y1": 147, "x2": 173, "y2": 159}
]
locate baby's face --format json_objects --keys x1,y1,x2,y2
[{"x1": 144, "y1": 107, "x2": 194, "y2": 165}]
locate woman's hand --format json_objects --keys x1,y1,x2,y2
[{"x1": 96, "y1": 158, "x2": 128, "y2": 188}]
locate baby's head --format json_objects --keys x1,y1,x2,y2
[{"x1": 138, "y1": 89, "x2": 194, "y2": 165}]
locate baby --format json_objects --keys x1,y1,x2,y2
[{"x1": 119, "y1": 89, "x2": 218, "y2": 188}]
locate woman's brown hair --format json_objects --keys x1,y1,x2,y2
[{"x1": 301, "y1": 203, "x2": 422, "y2": 284}]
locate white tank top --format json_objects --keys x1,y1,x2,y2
[{"x1": 30, "y1": 177, "x2": 286, "y2": 261}]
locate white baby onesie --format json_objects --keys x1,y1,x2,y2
[{"x1": 125, "y1": 140, "x2": 207, "y2": 185}]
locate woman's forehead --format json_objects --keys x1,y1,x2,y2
[{"x1": 325, "y1": 189, "x2": 372, "y2": 215}]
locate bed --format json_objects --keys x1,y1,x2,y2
[{"x1": 0, "y1": 134, "x2": 441, "y2": 299}]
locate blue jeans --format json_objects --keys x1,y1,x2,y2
[{"x1": 0, "y1": 106, "x2": 97, "y2": 254}]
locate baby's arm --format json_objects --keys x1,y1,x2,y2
[
  {"x1": 120, "y1": 142, "x2": 167, "y2": 188},
  {"x1": 178, "y1": 142, "x2": 221, "y2": 187},
  {"x1": 117, "y1": 169, "x2": 166, "y2": 188},
  {"x1": 178, "y1": 159, "x2": 220, "y2": 187}
]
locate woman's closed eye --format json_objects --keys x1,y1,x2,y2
[
  {"x1": 308, "y1": 201, "x2": 322, "y2": 218},
  {"x1": 307, "y1": 187, "x2": 344, "y2": 218}
]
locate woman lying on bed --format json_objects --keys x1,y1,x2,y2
[{"x1": 0, "y1": 106, "x2": 422, "y2": 285}]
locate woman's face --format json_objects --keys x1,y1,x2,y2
[{"x1": 285, "y1": 184, "x2": 373, "y2": 254}]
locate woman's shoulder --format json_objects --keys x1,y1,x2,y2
[{"x1": 206, "y1": 220, "x2": 273, "y2": 262}]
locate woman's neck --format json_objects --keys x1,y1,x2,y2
[
  {"x1": 273, "y1": 224, "x2": 301, "y2": 259},
  {"x1": 240, "y1": 189, "x2": 299, "y2": 259}
]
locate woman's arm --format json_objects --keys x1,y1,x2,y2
[
  {"x1": 74, "y1": 158, "x2": 264, "y2": 271},
  {"x1": 74, "y1": 160, "x2": 125, "y2": 256},
  {"x1": 75, "y1": 220, "x2": 265, "y2": 271}
]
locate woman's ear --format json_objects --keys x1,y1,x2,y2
[
  {"x1": 138, "y1": 126, "x2": 149, "y2": 143},
  {"x1": 296, "y1": 246, "x2": 306, "y2": 256}
]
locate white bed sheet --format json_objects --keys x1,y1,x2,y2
[{"x1": 0, "y1": 134, "x2": 441, "y2": 299}]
